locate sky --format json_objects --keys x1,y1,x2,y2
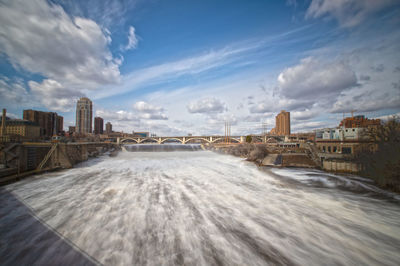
[{"x1": 0, "y1": 0, "x2": 399, "y2": 136}]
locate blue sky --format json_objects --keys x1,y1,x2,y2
[{"x1": 0, "y1": 0, "x2": 399, "y2": 135}]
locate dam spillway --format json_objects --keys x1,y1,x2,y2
[{"x1": 1, "y1": 149, "x2": 400, "y2": 265}]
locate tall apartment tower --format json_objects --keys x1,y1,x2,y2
[
  {"x1": 94, "y1": 117, "x2": 104, "y2": 135},
  {"x1": 275, "y1": 110, "x2": 290, "y2": 135},
  {"x1": 105, "y1": 122, "x2": 112, "y2": 134},
  {"x1": 76, "y1": 97, "x2": 93, "y2": 134}
]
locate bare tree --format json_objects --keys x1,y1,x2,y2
[{"x1": 355, "y1": 117, "x2": 400, "y2": 192}]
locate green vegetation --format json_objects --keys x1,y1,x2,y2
[
  {"x1": 355, "y1": 118, "x2": 400, "y2": 192},
  {"x1": 245, "y1": 135, "x2": 252, "y2": 143}
]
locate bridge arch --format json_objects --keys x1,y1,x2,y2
[
  {"x1": 211, "y1": 137, "x2": 240, "y2": 143},
  {"x1": 139, "y1": 138, "x2": 160, "y2": 144},
  {"x1": 120, "y1": 138, "x2": 139, "y2": 143},
  {"x1": 160, "y1": 138, "x2": 184, "y2": 144},
  {"x1": 184, "y1": 137, "x2": 211, "y2": 144}
]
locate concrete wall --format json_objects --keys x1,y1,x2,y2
[{"x1": 322, "y1": 159, "x2": 360, "y2": 173}]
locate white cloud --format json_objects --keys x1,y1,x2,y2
[
  {"x1": 187, "y1": 98, "x2": 226, "y2": 114},
  {"x1": 96, "y1": 109, "x2": 139, "y2": 122},
  {"x1": 28, "y1": 79, "x2": 83, "y2": 112},
  {"x1": 133, "y1": 101, "x2": 168, "y2": 120},
  {"x1": 277, "y1": 57, "x2": 357, "y2": 100},
  {"x1": 124, "y1": 26, "x2": 138, "y2": 50},
  {"x1": 0, "y1": 77, "x2": 30, "y2": 105},
  {"x1": 291, "y1": 109, "x2": 320, "y2": 121},
  {"x1": 306, "y1": 0, "x2": 396, "y2": 27},
  {"x1": 133, "y1": 101, "x2": 163, "y2": 113},
  {"x1": 93, "y1": 44, "x2": 260, "y2": 99},
  {"x1": 0, "y1": 0, "x2": 120, "y2": 89}
]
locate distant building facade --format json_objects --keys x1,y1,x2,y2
[
  {"x1": 94, "y1": 117, "x2": 104, "y2": 135},
  {"x1": 271, "y1": 110, "x2": 290, "y2": 135},
  {"x1": 23, "y1": 109, "x2": 63, "y2": 137},
  {"x1": 315, "y1": 115, "x2": 378, "y2": 155},
  {"x1": 76, "y1": 97, "x2": 93, "y2": 134},
  {"x1": 0, "y1": 118, "x2": 40, "y2": 139},
  {"x1": 105, "y1": 122, "x2": 112, "y2": 134},
  {"x1": 133, "y1": 132, "x2": 149, "y2": 137},
  {"x1": 339, "y1": 115, "x2": 381, "y2": 128}
]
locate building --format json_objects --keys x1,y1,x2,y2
[
  {"x1": 94, "y1": 117, "x2": 104, "y2": 135},
  {"x1": 23, "y1": 109, "x2": 63, "y2": 137},
  {"x1": 339, "y1": 115, "x2": 381, "y2": 128},
  {"x1": 0, "y1": 118, "x2": 40, "y2": 139},
  {"x1": 68, "y1": 126, "x2": 76, "y2": 134},
  {"x1": 105, "y1": 122, "x2": 112, "y2": 134},
  {"x1": 133, "y1": 132, "x2": 149, "y2": 137},
  {"x1": 315, "y1": 115, "x2": 379, "y2": 155},
  {"x1": 271, "y1": 110, "x2": 290, "y2": 135},
  {"x1": 76, "y1": 97, "x2": 93, "y2": 134}
]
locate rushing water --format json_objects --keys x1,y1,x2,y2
[{"x1": 1, "y1": 147, "x2": 400, "y2": 265}]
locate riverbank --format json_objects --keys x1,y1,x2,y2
[
  {"x1": 207, "y1": 143, "x2": 317, "y2": 168},
  {"x1": 206, "y1": 143, "x2": 400, "y2": 194}
]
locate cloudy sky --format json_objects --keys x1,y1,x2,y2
[{"x1": 0, "y1": 0, "x2": 399, "y2": 136}]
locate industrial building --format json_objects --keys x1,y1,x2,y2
[{"x1": 23, "y1": 109, "x2": 63, "y2": 137}]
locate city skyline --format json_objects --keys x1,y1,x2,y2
[{"x1": 0, "y1": 0, "x2": 399, "y2": 136}]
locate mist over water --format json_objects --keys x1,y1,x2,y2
[{"x1": 2, "y1": 148, "x2": 400, "y2": 265}]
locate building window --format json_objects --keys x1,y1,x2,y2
[
  {"x1": 333, "y1": 146, "x2": 337, "y2": 152},
  {"x1": 328, "y1": 146, "x2": 331, "y2": 152},
  {"x1": 322, "y1": 146, "x2": 326, "y2": 152},
  {"x1": 342, "y1": 147, "x2": 352, "y2": 154}
]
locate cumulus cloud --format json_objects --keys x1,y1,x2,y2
[
  {"x1": 133, "y1": 101, "x2": 163, "y2": 113},
  {"x1": 133, "y1": 101, "x2": 168, "y2": 120},
  {"x1": 249, "y1": 98, "x2": 312, "y2": 113},
  {"x1": 331, "y1": 88, "x2": 400, "y2": 113},
  {"x1": 96, "y1": 109, "x2": 139, "y2": 122},
  {"x1": 291, "y1": 109, "x2": 320, "y2": 121},
  {"x1": 124, "y1": 26, "x2": 138, "y2": 50},
  {"x1": 306, "y1": 0, "x2": 396, "y2": 27},
  {"x1": 28, "y1": 79, "x2": 84, "y2": 112},
  {"x1": 277, "y1": 57, "x2": 357, "y2": 100},
  {"x1": 0, "y1": 0, "x2": 121, "y2": 89},
  {"x1": 187, "y1": 98, "x2": 226, "y2": 114}
]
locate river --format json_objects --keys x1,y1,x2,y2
[{"x1": 1, "y1": 146, "x2": 400, "y2": 265}]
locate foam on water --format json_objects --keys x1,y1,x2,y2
[{"x1": 1, "y1": 150, "x2": 400, "y2": 265}]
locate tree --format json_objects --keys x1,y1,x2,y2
[
  {"x1": 246, "y1": 135, "x2": 252, "y2": 143},
  {"x1": 355, "y1": 117, "x2": 400, "y2": 191}
]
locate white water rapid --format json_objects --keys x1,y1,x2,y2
[{"x1": 1, "y1": 147, "x2": 400, "y2": 265}]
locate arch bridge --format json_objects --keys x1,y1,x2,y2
[{"x1": 117, "y1": 135, "x2": 282, "y2": 145}]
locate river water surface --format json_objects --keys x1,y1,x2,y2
[{"x1": 1, "y1": 147, "x2": 400, "y2": 265}]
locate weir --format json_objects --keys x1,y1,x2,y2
[{"x1": 123, "y1": 143, "x2": 203, "y2": 152}]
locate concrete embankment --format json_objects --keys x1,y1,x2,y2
[
  {"x1": 0, "y1": 142, "x2": 117, "y2": 185},
  {"x1": 207, "y1": 143, "x2": 317, "y2": 169}
]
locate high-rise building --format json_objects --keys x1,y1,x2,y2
[
  {"x1": 105, "y1": 122, "x2": 112, "y2": 134},
  {"x1": 274, "y1": 110, "x2": 290, "y2": 135},
  {"x1": 23, "y1": 109, "x2": 63, "y2": 137},
  {"x1": 76, "y1": 97, "x2": 93, "y2": 134},
  {"x1": 94, "y1": 117, "x2": 104, "y2": 135}
]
